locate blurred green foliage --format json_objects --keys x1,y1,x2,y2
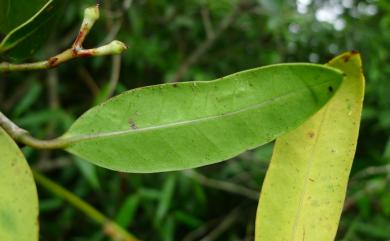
[{"x1": 0, "y1": 0, "x2": 389, "y2": 240}]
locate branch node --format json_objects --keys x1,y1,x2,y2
[{"x1": 0, "y1": 4, "x2": 127, "y2": 73}]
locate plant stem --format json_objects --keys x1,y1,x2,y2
[
  {"x1": 33, "y1": 170, "x2": 140, "y2": 241},
  {"x1": 0, "y1": 111, "x2": 69, "y2": 149},
  {"x1": 0, "y1": 5, "x2": 127, "y2": 73}
]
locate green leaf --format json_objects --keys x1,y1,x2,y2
[
  {"x1": 255, "y1": 52, "x2": 365, "y2": 240},
  {"x1": 156, "y1": 175, "x2": 176, "y2": 222},
  {"x1": 0, "y1": 0, "x2": 66, "y2": 60},
  {"x1": 0, "y1": 127, "x2": 39, "y2": 241},
  {"x1": 63, "y1": 64, "x2": 343, "y2": 173},
  {"x1": 0, "y1": 0, "x2": 47, "y2": 34},
  {"x1": 74, "y1": 157, "x2": 100, "y2": 190},
  {"x1": 115, "y1": 194, "x2": 140, "y2": 227}
]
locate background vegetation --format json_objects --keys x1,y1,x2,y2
[{"x1": 1, "y1": 0, "x2": 389, "y2": 240}]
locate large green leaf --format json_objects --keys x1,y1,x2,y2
[
  {"x1": 0, "y1": 0, "x2": 66, "y2": 60},
  {"x1": 255, "y1": 52, "x2": 364, "y2": 241},
  {"x1": 62, "y1": 64, "x2": 342, "y2": 173},
  {"x1": 0, "y1": 127, "x2": 39, "y2": 241},
  {"x1": 0, "y1": 0, "x2": 47, "y2": 34}
]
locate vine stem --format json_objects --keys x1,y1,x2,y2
[
  {"x1": 33, "y1": 170, "x2": 140, "y2": 241},
  {"x1": 0, "y1": 5, "x2": 127, "y2": 72}
]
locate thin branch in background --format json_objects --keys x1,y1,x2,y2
[
  {"x1": 101, "y1": 0, "x2": 132, "y2": 44},
  {"x1": 2, "y1": 78, "x2": 32, "y2": 111},
  {"x1": 200, "y1": 206, "x2": 243, "y2": 241},
  {"x1": 102, "y1": 0, "x2": 133, "y2": 20},
  {"x1": 33, "y1": 170, "x2": 140, "y2": 241},
  {"x1": 47, "y1": 69, "x2": 60, "y2": 109},
  {"x1": 169, "y1": 0, "x2": 248, "y2": 82},
  {"x1": 0, "y1": 5, "x2": 127, "y2": 72},
  {"x1": 58, "y1": 26, "x2": 83, "y2": 50},
  {"x1": 343, "y1": 177, "x2": 389, "y2": 212},
  {"x1": 33, "y1": 157, "x2": 74, "y2": 171},
  {"x1": 201, "y1": 8, "x2": 215, "y2": 40},
  {"x1": 103, "y1": 0, "x2": 114, "y2": 28},
  {"x1": 350, "y1": 164, "x2": 390, "y2": 182},
  {"x1": 183, "y1": 219, "x2": 220, "y2": 241},
  {"x1": 37, "y1": 68, "x2": 61, "y2": 165},
  {"x1": 105, "y1": 55, "x2": 122, "y2": 99},
  {"x1": 184, "y1": 170, "x2": 259, "y2": 200},
  {"x1": 99, "y1": 0, "x2": 132, "y2": 100},
  {"x1": 78, "y1": 67, "x2": 100, "y2": 96}
]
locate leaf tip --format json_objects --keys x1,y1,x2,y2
[{"x1": 328, "y1": 51, "x2": 362, "y2": 68}]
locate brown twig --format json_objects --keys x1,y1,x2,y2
[
  {"x1": 105, "y1": 55, "x2": 122, "y2": 99},
  {"x1": 184, "y1": 170, "x2": 259, "y2": 200},
  {"x1": 200, "y1": 206, "x2": 243, "y2": 241},
  {"x1": 78, "y1": 67, "x2": 100, "y2": 96}
]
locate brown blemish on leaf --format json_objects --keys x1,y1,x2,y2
[
  {"x1": 342, "y1": 51, "x2": 359, "y2": 63},
  {"x1": 308, "y1": 131, "x2": 315, "y2": 139},
  {"x1": 350, "y1": 50, "x2": 359, "y2": 55},
  {"x1": 128, "y1": 118, "x2": 137, "y2": 129},
  {"x1": 309, "y1": 178, "x2": 315, "y2": 182},
  {"x1": 328, "y1": 86, "x2": 334, "y2": 93},
  {"x1": 342, "y1": 55, "x2": 351, "y2": 63}
]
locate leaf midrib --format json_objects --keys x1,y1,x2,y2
[
  {"x1": 64, "y1": 81, "x2": 331, "y2": 145},
  {"x1": 289, "y1": 104, "x2": 329, "y2": 241}
]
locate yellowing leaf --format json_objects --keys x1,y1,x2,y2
[
  {"x1": 255, "y1": 52, "x2": 365, "y2": 241},
  {"x1": 0, "y1": 127, "x2": 39, "y2": 241}
]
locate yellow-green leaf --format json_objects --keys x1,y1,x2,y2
[
  {"x1": 255, "y1": 52, "x2": 365, "y2": 241},
  {"x1": 0, "y1": 127, "x2": 39, "y2": 241}
]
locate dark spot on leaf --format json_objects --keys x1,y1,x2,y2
[
  {"x1": 128, "y1": 118, "x2": 137, "y2": 129},
  {"x1": 343, "y1": 55, "x2": 351, "y2": 62},
  {"x1": 350, "y1": 50, "x2": 359, "y2": 55},
  {"x1": 308, "y1": 131, "x2": 315, "y2": 139},
  {"x1": 172, "y1": 83, "x2": 178, "y2": 88},
  {"x1": 309, "y1": 178, "x2": 315, "y2": 182},
  {"x1": 328, "y1": 86, "x2": 333, "y2": 92},
  {"x1": 342, "y1": 51, "x2": 359, "y2": 62}
]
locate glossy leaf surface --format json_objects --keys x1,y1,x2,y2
[
  {"x1": 255, "y1": 52, "x2": 365, "y2": 241},
  {"x1": 0, "y1": 0, "x2": 47, "y2": 34},
  {"x1": 0, "y1": 0, "x2": 66, "y2": 60},
  {"x1": 64, "y1": 64, "x2": 342, "y2": 172},
  {"x1": 0, "y1": 127, "x2": 39, "y2": 241}
]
